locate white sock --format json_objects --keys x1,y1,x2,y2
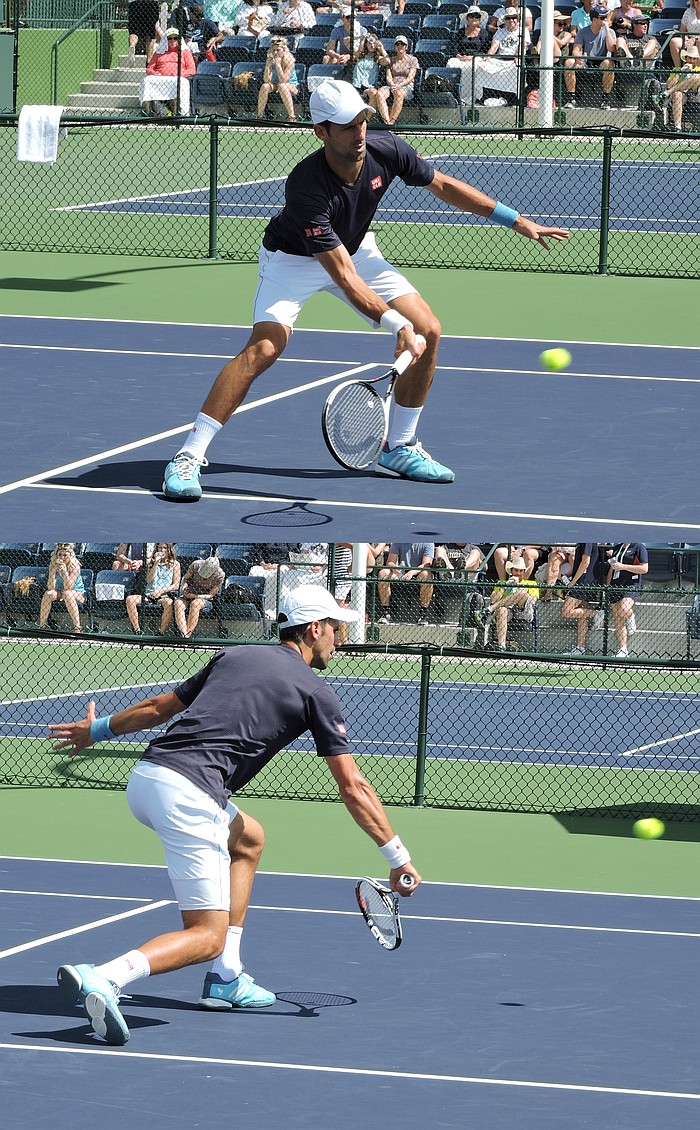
[
  {"x1": 180, "y1": 412, "x2": 222, "y2": 461},
  {"x1": 209, "y1": 926, "x2": 243, "y2": 981},
  {"x1": 386, "y1": 404, "x2": 423, "y2": 450},
  {"x1": 95, "y1": 949, "x2": 151, "y2": 991}
]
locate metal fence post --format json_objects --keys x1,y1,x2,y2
[
  {"x1": 413, "y1": 647, "x2": 431, "y2": 806},
  {"x1": 597, "y1": 131, "x2": 612, "y2": 276},
  {"x1": 208, "y1": 118, "x2": 219, "y2": 260}
]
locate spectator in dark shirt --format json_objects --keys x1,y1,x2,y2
[
  {"x1": 161, "y1": 80, "x2": 568, "y2": 502},
  {"x1": 561, "y1": 542, "x2": 603, "y2": 654},
  {"x1": 603, "y1": 541, "x2": 648, "y2": 657}
]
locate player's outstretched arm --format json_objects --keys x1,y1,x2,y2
[
  {"x1": 426, "y1": 171, "x2": 569, "y2": 250},
  {"x1": 48, "y1": 691, "x2": 185, "y2": 756},
  {"x1": 324, "y1": 752, "x2": 421, "y2": 893}
]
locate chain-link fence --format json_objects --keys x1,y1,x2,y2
[
  {"x1": 3, "y1": 113, "x2": 700, "y2": 274},
  {"x1": 2, "y1": 542, "x2": 700, "y2": 662},
  {"x1": 2, "y1": 631, "x2": 700, "y2": 820}
]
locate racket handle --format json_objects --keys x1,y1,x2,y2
[
  {"x1": 393, "y1": 335, "x2": 426, "y2": 377},
  {"x1": 398, "y1": 873, "x2": 416, "y2": 889}
]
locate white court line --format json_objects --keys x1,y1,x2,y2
[
  {"x1": 247, "y1": 904, "x2": 700, "y2": 939},
  {"x1": 2, "y1": 314, "x2": 700, "y2": 351},
  {"x1": 0, "y1": 889, "x2": 150, "y2": 903},
  {"x1": 0, "y1": 900, "x2": 173, "y2": 960},
  {"x1": 22, "y1": 482, "x2": 700, "y2": 533},
  {"x1": 0, "y1": 1042, "x2": 697, "y2": 1100},
  {"x1": 0, "y1": 681, "x2": 176, "y2": 706},
  {"x1": 2, "y1": 341, "x2": 697, "y2": 384},
  {"x1": 0, "y1": 361, "x2": 375, "y2": 498},
  {"x1": 620, "y1": 727, "x2": 700, "y2": 757}
]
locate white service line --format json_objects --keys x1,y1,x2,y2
[
  {"x1": 0, "y1": 899, "x2": 173, "y2": 959},
  {"x1": 0, "y1": 1043, "x2": 697, "y2": 1100},
  {"x1": 0, "y1": 362, "x2": 375, "y2": 497}
]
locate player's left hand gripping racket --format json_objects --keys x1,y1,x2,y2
[
  {"x1": 355, "y1": 874, "x2": 415, "y2": 951},
  {"x1": 322, "y1": 338, "x2": 426, "y2": 471}
]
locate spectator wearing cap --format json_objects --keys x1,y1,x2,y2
[
  {"x1": 272, "y1": 0, "x2": 316, "y2": 34},
  {"x1": 484, "y1": 554, "x2": 539, "y2": 651},
  {"x1": 614, "y1": 13, "x2": 660, "y2": 64},
  {"x1": 448, "y1": 6, "x2": 492, "y2": 80},
  {"x1": 564, "y1": 5, "x2": 617, "y2": 108},
  {"x1": 323, "y1": 10, "x2": 367, "y2": 65},
  {"x1": 173, "y1": 556, "x2": 225, "y2": 638},
  {"x1": 469, "y1": 7, "x2": 530, "y2": 105},
  {"x1": 534, "y1": 9, "x2": 574, "y2": 59},
  {"x1": 669, "y1": 0, "x2": 700, "y2": 70},
  {"x1": 142, "y1": 27, "x2": 196, "y2": 114},
  {"x1": 369, "y1": 35, "x2": 419, "y2": 124},
  {"x1": 666, "y1": 43, "x2": 700, "y2": 130}
]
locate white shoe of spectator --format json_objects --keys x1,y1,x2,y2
[
  {"x1": 568, "y1": 645, "x2": 586, "y2": 656},
  {"x1": 591, "y1": 609, "x2": 605, "y2": 630},
  {"x1": 616, "y1": 647, "x2": 629, "y2": 658},
  {"x1": 627, "y1": 614, "x2": 636, "y2": 635}
]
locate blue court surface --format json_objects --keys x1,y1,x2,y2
[
  {"x1": 1, "y1": 857, "x2": 699, "y2": 1130},
  {"x1": 1, "y1": 313, "x2": 699, "y2": 542},
  {"x1": 60, "y1": 154, "x2": 700, "y2": 236},
  {"x1": 6, "y1": 676, "x2": 700, "y2": 772}
]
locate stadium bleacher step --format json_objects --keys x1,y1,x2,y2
[
  {"x1": 64, "y1": 53, "x2": 146, "y2": 117},
  {"x1": 66, "y1": 92, "x2": 143, "y2": 110}
]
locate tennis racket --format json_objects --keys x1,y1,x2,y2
[
  {"x1": 322, "y1": 337, "x2": 426, "y2": 471},
  {"x1": 355, "y1": 874, "x2": 415, "y2": 951}
]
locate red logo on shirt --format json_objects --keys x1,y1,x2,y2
[
  {"x1": 337, "y1": 722, "x2": 347, "y2": 734},
  {"x1": 305, "y1": 226, "x2": 324, "y2": 237},
  {"x1": 371, "y1": 176, "x2": 383, "y2": 190}
]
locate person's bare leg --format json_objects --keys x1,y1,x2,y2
[{"x1": 200, "y1": 320, "x2": 291, "y2": 424}]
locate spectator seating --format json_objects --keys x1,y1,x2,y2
[
  {"x1": 295, "y1": 35, "x2": 331, "y2": 66},
  {"x1": 439, "y1": 2, "x2": 469, "y2": 14},
  {"x1": 312, "y1": 11, "x2": 343, "y2": 27},
  {"x1": 215, "y1": 543, "x2": 257, "y2": 569},
  {"x1": 308, "y1": 61, "x2": 346, "y2": 90},
  {"x1": 0, "y1": 563, "x2": 11, "y2": 622},
  {"x1": 662, "y1": 6, "x2": 690, "y2": 17},
  {"x1": 36, "y1": 543, "x2": 58, "y2": 565},
  {"x1": 229, "y1": 60, "x2": 267, "y2": 113},
  {"x1": 386, "y1": 12, "x2": 422, "y2": 33},
  {"x1": 190, "y1": 60, "x2": 233, "y2": 113},
  {"x1": 421, "y1": 13, "x2": 458, "y2": 34},
  {"x1": 644, "y1": 544, "x2": 686, "y2": 588},
  {"x1": 405, "y1": 1, "x2": 437, "y2": 15},
  {"x1": 421, "y1": 65, "x2": 464, "y2": 122},
  {"x1": 361, "y1": 13, "x2": 387, "y2": 33},
  {"x1": 218, "y1": 594, "x2": 265, "y2": 639},
  {"x1": 80, "y1": 543, "x2": 119, "y2": 575},
  {"x1": 175, "y1": 542, "x2": 214, "y2": 573},
  {"x1": 7, "y1": 567, "x2": 50, "y2": 628},
  {"x1": 220, "y1": 574, "x2": 266, "y2": 617},
  {"x1": 216, "y1": 35, "x2": 257, "y2": 66},
  {"x1": 92, "y1": 569, "x2": 139, "y2": 634},
  {"x1": 0, "y1": 543, "x2": 37, "y2": 568},
  {"x1": 413, "y1": 38, "x2": 451, "y2": 67}
]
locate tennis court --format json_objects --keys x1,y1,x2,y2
[
  {"x1": 2, "y1": 858, "x2": 699, "y2": 1129},
  {"x1": 2, "y1": 313, "x2": 699, "y2": 542}
]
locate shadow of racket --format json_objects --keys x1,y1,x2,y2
[
  {"x1": 274, "y1": 991, "x2": 357, "y2": 1017},
  {"x1": 240, "y1": 501, "x2": 332, "y2": 528}
]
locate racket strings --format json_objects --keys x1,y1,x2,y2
[
  {"x1": 323, "y1": 383, "x2": 387, "y2": 470},
  {"x1": 357, "y1": 880, "x2": 400, "y2": 948}
]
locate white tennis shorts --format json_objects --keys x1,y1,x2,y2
[
  {"x1": 253, "y1": 232, "x2": 418, "y2": 329},
  {"x1": 127, "y1": 762, "x2": 239, "y2": 911}
]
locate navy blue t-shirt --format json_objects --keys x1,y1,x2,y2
[
  {"x1": 262, "y1": 133, "x2": 435, "y2": 257},
  {"x1": 571, "y1": 542, "x2": 600, "y2": 588},
  {"x1": 142, "y1": 644, "x2": 352, "y2": 809},
  {"x1": 608, "y1": 542, "x2": 648, "y2": 589}
]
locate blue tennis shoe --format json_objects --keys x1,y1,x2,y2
[
  {"x1": 162, "y1": 452, "x2": 207, "y2": 501},
  {"x1": 376, "y1": 439, "x2": 455, "y2": 483},
  {"x1": 199, "y1": 970, "x2": 276, "y2": 1010},
  {"x1": 57, "y1": 963, "x2": 130, "y2": 1045}
]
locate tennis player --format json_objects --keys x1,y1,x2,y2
[
  {"x1": 162, "y1": 78, "x2": 569, "y2": 500},
  {"x1": 48, "y1": 584, "x2": 421, "y2": 1046}
]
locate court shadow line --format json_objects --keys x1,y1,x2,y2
[{"x1": 48, "y1": 459, "x2": 357, "y2": 493}]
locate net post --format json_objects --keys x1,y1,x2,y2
[
  {"x1": 413, "y1": 647, "x2": 431, "y2": 806},
  {"x1": 597, "y1": 131, "x2": 612, "y2": 276},
  {"x1": 208, "y1": 119, "x2": 219, "y2": 260}
]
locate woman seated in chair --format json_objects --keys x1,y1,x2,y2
[
  {"x1": 257, "y1": 36, "x2": 300, "y2": 121},
  {"x1": 125, "y1": 543, "x2": 181, "y2": 635},
  {"x1": 353, "y1": 33, "x2": 391, "y2": 102},
  {"x1": 39, "y1": 544, "x2": 86, "y2": 633}
]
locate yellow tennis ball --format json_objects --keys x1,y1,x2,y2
[
  {"x1": 633, "y1": 818, "x2": 665, "y2": 840},
  {"x1": 540, "y1": 348, "x2": 572, "y2": 372}
]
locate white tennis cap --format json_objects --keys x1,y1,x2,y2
[
  {"x1": 309, "y1": 79, "x2": 375, "y2": 125},
  {"x1": 278, "y1": 584, "x2": 360, "y2": 627}
]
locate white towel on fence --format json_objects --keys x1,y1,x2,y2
[{"x1": 17, "y1": 105, "x2": 67, "y2": 164}]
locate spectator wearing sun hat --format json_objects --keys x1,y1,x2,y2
[
  {"x1": 485, "y1": 554, "x2": 540, "y2": 651},
  {"x1": 488, "y1": 0, "x2": 533, "y2": 34},
  {"x1": 449, "y1": 6, "x2": 492, "y2": 73},
  {"x1": 466, "y1": 7, "x2": 530, "y2": 105},
  {"x1": 666, "y1": 43, "x2": 700, "y2": 131},
  {"x1": 533, "y1": 9, "x2": 574, "y2": 59},
  {"x1": 564, "y1": 4, "x2": 617, "y2": 108}
]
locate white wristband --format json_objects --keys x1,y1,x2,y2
[
  {"x1": 379, "y1": 836, "x2": 411, "y2": 867},
  {"x1": 380, "y1": 310, "x2": 412, "y2": 337}
]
